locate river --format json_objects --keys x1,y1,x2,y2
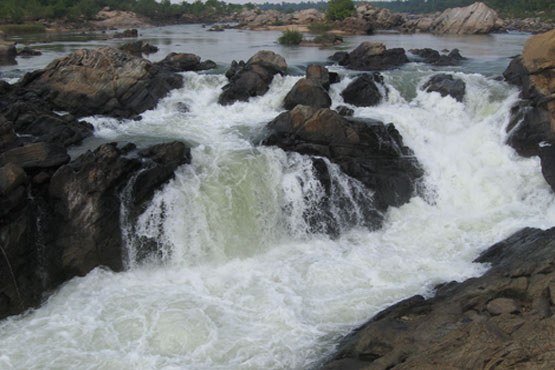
[{"x1": 0, "y1": 25, "x2": 554, "y2": 370}]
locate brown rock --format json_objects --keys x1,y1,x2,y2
[
  {"x1": 0, "y1": 163, "x2": 27, "y2": 195},
  {"x1": 486, "y1": 298, "x2": 520, "y2": 315},
  {"x1": 0, "y1": 142, "x2": 69, "y2": 169},
  {"x1": 283, "y1": 78, "x2": 331, "y2": 110}
]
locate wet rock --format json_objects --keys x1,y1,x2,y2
[
  {"x1": 119, "y1": 40, "x2": 158, "y2": 56},
  {"x1": 0, "y1": 115, "x2": 19, "y2": 151},
  {"x1": 539, "y1": 142, "x2": 555, "y2": 192},
  {"x1": 263, "y1": 106, "x2": 423, "y2": 216},
  {"x1": 338, "y1": 17, "x2": 373, "y2": 35},
  {"x1": 503, "y1": 30, "x2": 555, "y2": 162},
  {"x1": 330, "y1": 42, "x2": 408, "y2": 71},
  {"x1": 156, "y1": 52, "x2": 216, "y2": 72},
  {"x1": 283, "y1": 78, "x2": 331, "y2": 110},
  {"x1": 0, "y1": 142, "x2": 69, "y2": 169},
  {"x1": 18, "y1": 46, "x2": 183, "y2": 118},
  {"x1": 306, "y1": 64, "x2": 331, "y2": 90},
  {"x1": 422, "y1": 73, "x2": 466, "y2": 102},
  {"x1": 409, "y1": 48, "x2": 465, "y2": 66},
  {"x1": 336, "y1": 105, "x2": 354, "y2": 117},
  {"x1": 322, "y1": 227, "x2": 555, "y2": 369},
  {"x1": 341, "y1": 73, "x2": 383, "y2": 107},
  {"x1": 17, "y1": 47, "x2": 42, "y2": 58},
  {"x1": 219, "y1": 50, "x2": 287, "y2": 105},
  {"x1": 112, "y1": 28, "x2": 138, "y2": 38}
]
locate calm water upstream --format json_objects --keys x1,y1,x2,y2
[{"x1": 1, "y1": 25, "x2": 553, "y2": 370}]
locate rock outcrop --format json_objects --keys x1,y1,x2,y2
[
  {"x1": 118, "y1": 40, "x2": 158, "y2": 56},
  {"x1": 262, "y1": 106, "x2": 423, "y2": 224},
  {"x1": 355, "y1": 2, "x2": 406, "y2": 30},
  {"x1": 321, "y1": 227, "x2": 555, "y2": 370},
  {"x1": 341, "y1": 73, "x2": 384, "y2": 107},
  {"x1": 403, "y1": 2, "x2": 503, "y2": 34},
  {"x1": 503, "y1": 29, "x2": 555, "y2": 175},
  {"x1": 219, "y1": 50, "x2": 287, "y2": 105},
  {"x1": 18, "y1": 47, "x2": 183, "y2": 118},
  {"x1": 421, "y1": 74, "x2": 466, "y2": 102},
  {"x1": 330, "y1": 42, "x2": 409, "y2": 71},
  {"x1": 0, "y1": 139, "x2": 190, "y2": 320}
]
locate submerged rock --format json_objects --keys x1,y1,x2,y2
[
  {"x1": 422, "y1": 73, "x2": 466, "y2": 102},
  {"x1": 322, "y1": 226, "x2": 555, "y2": 369},
  {"x1": 262, "y1": 106, "x2": 423, "y2": 225},
  {"x1": 18, "y1": 47, "x2": 183, "y2": 118},
  {"x1": 409, "y1": 48, "x2": 465, "y2": 66},
  {"x1": 112, "y1": 28, "x2": 138, "y2": 38},
  {"x1": 17, "y1": 47, "x2": 42, "y2": 58},
  {"x1": 219, "y1": 50, "x2": 287, "y2": 105},
  {"x1": 330, "y1": 42, "x2": 408, "y2": 71},
  {"x1": 119, "y1": 40, "x2": 158, "y2": 56},
  {"x1": 341, "y1": 73, "x2": 384, "y2": 107}
]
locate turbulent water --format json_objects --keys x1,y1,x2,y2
[{"x1": 1, "y1": 27, "x2": 555, "y2": 370}]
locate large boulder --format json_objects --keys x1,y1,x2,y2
[
  {"x1": 118, "y1": 40, "x2": 158, "y2": 57},
  {"x1": 503, "y1": 30, "x2": 555, "y2": 159},
  {"x1": 330, "y1": 42, "x2": 408, "y2": 71},
  {"x1": 404, "y1": 2, "x2": 503, "y2": 34},
  {"x1": 338, "y1": 17, "x2": 374, "y2": 35},
  {"x1": 409, "y1": 48, "x2": 465, "y2": 66},
  {"x1": 262, "y1": 106, "x2": 423, "y2": 224},
  {"x1": 156, "y1": 52, "x2": 216, "y2": 72},
  {"x1": 283, "y1": 78, "x2": 331, "y2": 110},
  {"x1": 17, "y1": 47, "x2": 183, "y2": 118},
  {"x1": 322, "y1": 227, "x2": 555, "y2": 369},
  {"x1": 219, "y1": 50, "x2": 287, "y2": 105},
  {"x1": 341, "y1": 73, "x2": 384, "y2": 107},
  {"x1": 421, "y1": 74, "x2": 466, "y2": 102}
]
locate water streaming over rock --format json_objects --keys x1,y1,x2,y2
[{"x1": 1, "y1": 58, "x2": 555, "y2": 370}]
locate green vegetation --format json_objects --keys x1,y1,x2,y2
[
  {"x1": 371, "y1": 0, "x2": 555, "y2": 20},
  {"x1": 278, "y1": 29, "x2": 303, "y2": 45},
  {"x1": 0, "y1": 0, "x2": 244, "y2": 24},
  {"x1": 0, "y1": 23, "x2": 46, "y2": 34},
  {"x1": 326, "y1": 0, "x2": 355, "y2": 21},
  {"x1": 308, "y1": 21, "x2": 333, "y2": 33}
]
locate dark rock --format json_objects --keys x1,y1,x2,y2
[
  {"x1": 0, "y1": 40, "x2": 16, "y2": 65},
  {"x1": 331, "y1": 42, "x2": 409, "y2": 71},
  {"x1": 18, "y1": 47, "x2": 183, "y2": 118},
  {"x1": 119, "y1": 40, "x2": 158, "y2": 56},
  {"x1": 336, "y1": 105, "x2": 354, "y2": 117},
  {"x1": 0, "y1": 163, "x2": 27, "y2": 195},
  {"x1": 219, "y1": 50, "x2": 287, "y2": 105},
  {"x1": 422, "y1": 73, "x2": 466, "y2": 102},
  {"x1": 112, "y1": 28, "x2": 138, "y2": 38},
  {"x1": 283, "y1": 78, "x2": 331, "y2": 110},
  {"x1": 329, "y1": 72, "x2": 340, "y2": 85},
  {"x1": 322, "y1": 227, "x2": 555, "y2": 369},
  {"x1": 341, "y1": 73, "x2": 383, "y2": 107},
  {"x1": 0, "y1": 115, "x2": 19, "y2": 151},
  {"x1": 306, "y1": 64, "x2": 331, "y2": 90},
  {"x1": 339, "y1": 17, "x2": 374, "y2": 35},
  {"x1": 2, "y1": 101, "x2": 93, "y2": 148},
  {"x1": 0, "y1": 142, "x2": 69, "y2": 169},
  {"x1": 262, "y1": 106, "x2": 423, "y2": 218},
  {"x1": 539, "y1": 142, "x2": 555, "y2": 192},
  {"x1": 506, "y1": 102, "x2": 554, "y2": 157},
  {"x1": 156, "y1": 52, "x2": 216, "y2": 72},
  {"x1": 17, "y1": 47, "x2": 42, "y2": 58},
  {"x1": 409, "y1": 48, "x2": 465, "y2": 66}
]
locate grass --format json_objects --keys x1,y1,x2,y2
[
  {"x1": 278, "y1": 29, "x2": 303, "y2": 46},
  {"x1": 308, "y1": 22, "x2": 334, "y2": 34},
  {"x1": 0, "y1": 23, "x2": 46, "y2": 35}
]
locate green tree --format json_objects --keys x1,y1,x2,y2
[{"x1": 326, "y1": 0, "x2": 355, "y2": 21}]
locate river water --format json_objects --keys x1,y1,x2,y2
[{"x1": 1, "y1": 25, "x2": 554, "y2": 370}]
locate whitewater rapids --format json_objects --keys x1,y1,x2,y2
[{"x1": 1, "y1": 66, "x2": 554, "y2": 370}]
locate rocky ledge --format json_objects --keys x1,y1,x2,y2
[
  {"x1": 503, "y1": 29, "x2": 555, "y2": 191},
  {"x1": 321, "y1": 226, "x2": 555, "y2": 369},
  {"x1": 262, "y1": 105, "x2": 423, "y2": 231}
]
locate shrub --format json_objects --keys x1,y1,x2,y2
[
  {"x1": 278, "y1": 30, "x2": 303, "y2": 45},
  {"x1": 308, "y1": 22, "x2": 333, "y2": 34},
  {"x1": 326, "y1": 0, "x2": 355, "y2": 21},
  {"x1": 0, "y1": 24, "x2": 46, "y2": 35}
]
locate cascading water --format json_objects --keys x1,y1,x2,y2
[{"x1": 1, "y1": 56, "x2": 555, "y2": 370}]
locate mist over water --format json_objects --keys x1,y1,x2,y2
[{"x1": 1, "y1": 28, "x2": 554, "y2": 370}]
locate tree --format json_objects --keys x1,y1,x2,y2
[{"x1": 326, "y1": 0, "x2": 355, "y2": 21}]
